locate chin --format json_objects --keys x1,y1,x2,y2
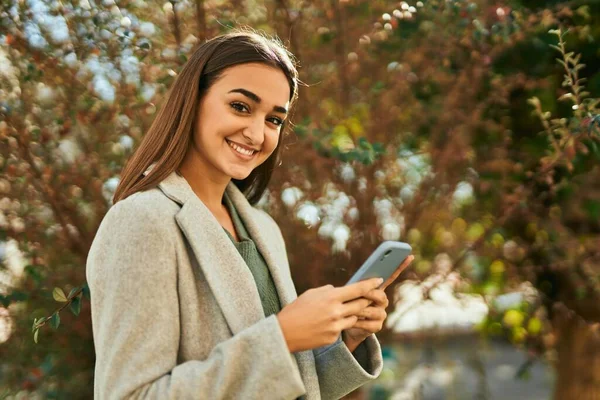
[{"x1": 226, "y1": 168, "x2": 253, "y2": 181}]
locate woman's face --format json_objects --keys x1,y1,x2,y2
[{"x1": 189, "y1": 63, "x2": 291, "y2": 182}]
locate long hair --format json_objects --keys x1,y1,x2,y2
[{"x1": 113, "y1": 30, "x2": 299, "y2": 205}]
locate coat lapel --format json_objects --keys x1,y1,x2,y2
[{"x1": 146, "y1": 168, "x2": 264, "y2": 335}]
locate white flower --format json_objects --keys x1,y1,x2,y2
[
  {"x1": 102, "y1": 177, "x2": 120, "y2": 203},
  {"x1": 399, "y1": 185, "x2": 416, "y2": 201},
  {"x1": 332, "y1": 224, "x2": 351, "y2": 253},
  {"x1": 119, "y1": 135, "x2": 134, "y2": 151},
  {"x1": 339, "y1": 163, "x2": 355, "y2": 183},
  {"x1": 116, "y1": 114, "x2": 130, "y2": 128},
  {"x1": 36, "y1": 83, "x2": 55, "y2": 106},
  {"x1": 10, "y1": 217, "x2": 25, "y2": 233},
  {"x1": 57, "y1": 138, "x2": 81, "y2": 163},
  {"x1": 281, "y1": 187, "x2": 303, "y2": 208},
  {"x1": 120, "y1": 50, "x2": 140, "y2": 86},
  {"x1": 140, "y1": 83, "x2": 157, "y2": 102},
  {"x1": 494, "y1": 292, "x2": 523, "y2": 312},
  {"x1": 296, "y1": 202, "x2": 320, "y2": 227},
  {"x1": 452, "y1": 181, "x2": 474, "y2": 205},
  {"x1": 24, "y1": 21, "x2": 48, "y2": 49},
  {"x1": 92, "y1": 75, "x2": 116, "y2": 103},
  {"x1": 333, "y1": 192, "x2": 350, "y2": 211},
  {"x1": 139, "y1": 22, "x2": 156, "y2": 37},
  {"x1": 382, "y1": 222, "x2": 401, "y2": 241},
  {"x1": 26, "y1": 0, "x2": 70, "y2": 44},
  {"x1": 317, "y1": 219, "x2": 336, "y2": 239},
  {"x1": 347, "y1": 207, "x2": 359, "y2": 223},
  {"x1": 64, "y1": 52, "x2": 78, "y2": 67},
  {"x1": 374, "y1": 198, "x2": 393, "y2": 220}
]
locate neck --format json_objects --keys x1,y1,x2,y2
[{"x1": 178, "y1": 152, "x2": 230, "y2": 215}]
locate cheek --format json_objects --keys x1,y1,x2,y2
[{"x1": 264, "y1": 132, "x2": 280, "y2": 155}]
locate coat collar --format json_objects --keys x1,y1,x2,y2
[{"x1": 143, "y1": 164, "x2": 295, "y2": 335}]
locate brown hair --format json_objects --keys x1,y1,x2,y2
[{"x1": 113, "y1": 30, "x2": 299, "y2": 205}]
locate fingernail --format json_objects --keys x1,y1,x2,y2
[{"x1": 378, "y1": 278, "x2": 384, "y2": 285}]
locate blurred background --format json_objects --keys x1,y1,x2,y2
[{"x1": 1, "y1": 0, "x2": 599, "y2": 399}]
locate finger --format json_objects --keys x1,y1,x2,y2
[
  {"x1": 339, "y1": 315, "x2": 359, "y2": 331},
  {"x1": 317, "y1": 284, "x2": 335, "y2": 291},
  {"x1": 357, "y1": 306, "x2": 387, "y2": 321},
  {"x1": 340, "y1": 297, "x2": 371, "y2": 317},
  {"x1": 381, "y1": 255, "x2": 414, "y2": 290},
  {"x1": 336, "y1": 278, "x2": 383, "y2": 302},
  {"x1": 352, "y1": 319, "x2": 384, "y2": 333},
  {"x1": 360, "y1": 289, "x2": 389, "y2": 308}
]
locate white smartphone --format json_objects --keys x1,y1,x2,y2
[{"x1": 345, "y1": 241, "x2": 412, "y2": 286}]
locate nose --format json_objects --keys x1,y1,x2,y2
[{"x1": 242, "y1": 117, "x2": 265, "y2": 147}]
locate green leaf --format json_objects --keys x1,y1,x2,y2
[
  {"x1": 50, "y1": 313, "x2": 60, "y2": 330},
  {"x1": 584, "y1": 200, "x2": 600, "y2": 220},
  {"x1": 70, "y1": 296, "x2": 82, "y2": 317},
  {"x1": 24, "y1": 265, "x2": 43, "y2": 285},
  {"x1": 82, "y1": 283, "x2": 91, "y2": 300},
  {"x1": 34, "y1": 329, "x2": 39, "y2": 344},
  {"x1": 576, "y1": 5, "x2": 590, "y2": 19},
  {"x1": 10, "y1": 291, "x2": 28, "y2": 302},
  {"x1": 32, "y1": 317, "x2": 38, "y2": 333},
  {"x1": 68, "y1": 287, "x2": 80, "y2": 299},
  {"x1": 53, "y1": 287, "x2": 67, "y2": 302},
  {"x1": 358, "y1": 137, "x2": 371, "y2": 150},
  {"x1": 372, "y1": 142, "x2": 385, "y2": 154},
  {"x1": 558, "y1": 93, "x2": 574, "y2": 101}
]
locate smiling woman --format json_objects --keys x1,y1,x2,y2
[{"x1": 86, "y1": 30, "x2": 390, "y2": 400}]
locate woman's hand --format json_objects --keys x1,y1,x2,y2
[
  {"x1": 342, "y1": 255, "x2": 415, "y2": 352},
  {"x1": 276, "y1": 277, "x2": 383, "y2": 353}
]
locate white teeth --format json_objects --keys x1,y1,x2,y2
[{"x1": 227, "y1": 140, "x2": 255, "y2": 156}]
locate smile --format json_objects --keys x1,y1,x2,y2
[{"x1": 226, "y1": 139, "x2": 257, "y2": 159}]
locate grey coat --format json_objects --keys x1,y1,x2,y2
[{"x1": 86, "y1": 168, "x2": 383, "y2": 399}]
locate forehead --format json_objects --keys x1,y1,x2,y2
[{"x1": 211, "y1": 63, "x2": 291, "y2": 105}]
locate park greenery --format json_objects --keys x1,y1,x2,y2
[{"x1": 0, "y1": 0, "x2": 599, "y2": 398}]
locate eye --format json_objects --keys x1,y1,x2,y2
[
  {"x1": 230, "y1": 102, "x2": 250, "y2": 113},
  {"x1": 268, "y1": 117, "x2": 284, "y2": 127}
]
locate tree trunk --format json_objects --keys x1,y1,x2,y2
[
  {"x1": 554, "y1": 312, "x2": 600, "y2": 399},
  {"x1": 330, "y1": 0, "x2": 350, "y2": 109},
  {"x1": 195, "y1": 0, "x2": 206, "y2": 42}
]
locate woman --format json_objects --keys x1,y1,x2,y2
[{"x1": 87, "y1": 30, "x2": 412, "y2": 399}]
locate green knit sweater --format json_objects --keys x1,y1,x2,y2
[{"x1": 222, "y1": 191, "x2": 282, "y2": 317}]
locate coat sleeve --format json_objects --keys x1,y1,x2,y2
[
  {"x1": 313, "y1": 334, "x2": 383, "y2": 400},
  {"x1": 256, "y1": 209, "x2": 384, "y2": 399},
  {"x1": 87, "y1": 198, "x2": 306, "y2": 400}
]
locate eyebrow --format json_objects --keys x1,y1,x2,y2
[{"x1": 228, "y1": 88, "x2": 288, "y2": 114}]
